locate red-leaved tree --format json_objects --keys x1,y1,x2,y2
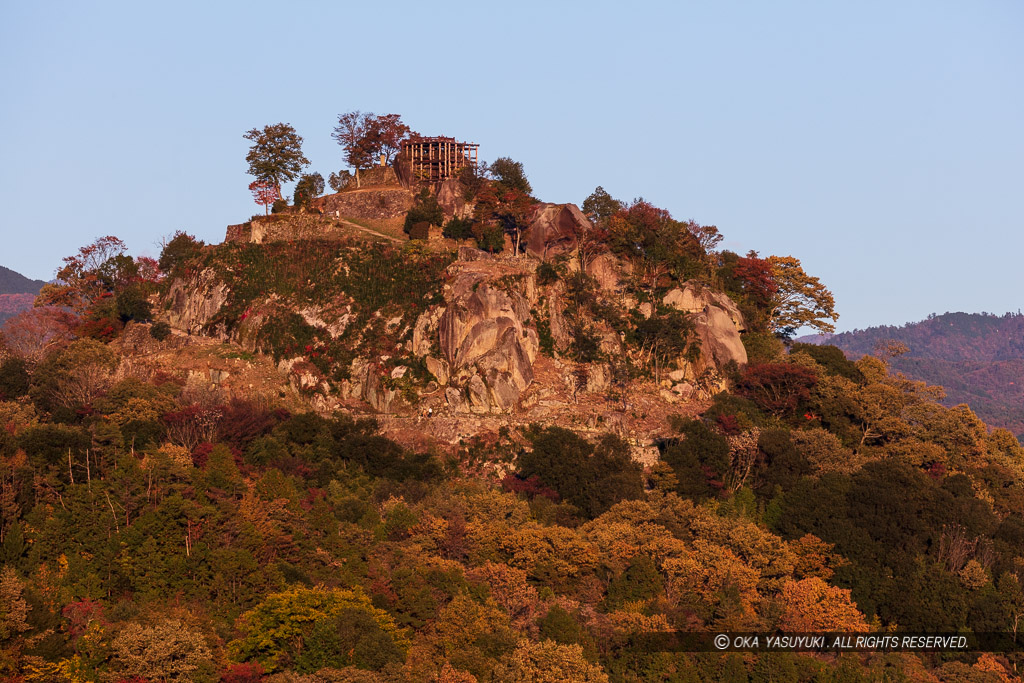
[
  {"x1": 37, "y1": 236, "x2": 128, "y2": 313},
  {"x1": 370, "y1": 113, "x2": 412, "y2": 164},
  {"x1": 249, "y1": 180, "x2": 277, "y2": 215},
  {"x1": 1, "y1": 307, "x2": 77, "y2": 363},
  {"x1": 332, "y1": 111, "x2": 412, "y2": 187},
  {"x1": 732, "y1": 251, "x2": 778, "y2": 308},
  {"x1": 737, "y1": 363, "x2": 818, "y2": 417}
]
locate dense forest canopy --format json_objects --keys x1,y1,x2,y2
[{"x1": 813, "y1": 312, "x2": 1024, "y2": 438}]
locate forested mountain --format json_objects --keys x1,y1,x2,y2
[
  {"x1": 809, "y1": 312, "x2": 1024, "y2": 437},
  {"x1": 0, "y1": 130, "x2": 1021, "y2": 681},
  {"x1": 0, "y1": 265, "x2": 46, "y2": 295},
  {"x1": 0, "y1": 265, "x2": 46, "y2": 325}
]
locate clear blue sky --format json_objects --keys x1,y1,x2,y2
[{"x1": 1, "y1": 1, "x2": 1021, "y2": 332}]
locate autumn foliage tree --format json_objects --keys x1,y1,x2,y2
[
  {"x1": 683, "y1": 218, "x2": 723, "y2": 255},
  {"x1": 469, "y1": 178, "x2": 536, "y2": 254},
  {"x1": 737, "y1": 363, "x2": 818, "y2": 417},
  {"x1": 734, "y1": 252, "x2": 775, "y2": 297},
  {"x1": 248, "y1": 179, "x2": 276, "y2": 215},
  {"x1": 0, "y1": 306, "x2": 76, "y2": 363},
  {"x1": 37, "y1": 235, "x2": 129, "y2": 313},
  {"x1": 332, "y1": 111, "x2": 412, "y2": 187},
  {"x1": 606, "y1": 199, "x2": 706, "y2": 284},
  {"x1": 767, "y1": 255, "x2": 839, "y2": 335},
  {"x1": 777, "y1": 577, "x2": 869, "y2": 632}
]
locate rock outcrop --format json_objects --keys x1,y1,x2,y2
[
  {"x1": 691, "y1": 305, "x2": 748, "y2": 370},
  {"x1": 436, "y1": 179, "x2": 472, "y2": 219},
  {"x1": 431, "y1": 266, "x2": 539, "y2": 413},
  {"x1": 524, "y1": 203, "x2": 591, "y2": 260},
  {"x1": 663, "y1": 283, "x2": 745, "y2": 332},
  {"x1": 166, "y1": 268, "x2": 229, "y2": 336},
  {"x1": 662, "y1": 283, "x2": 748, "y2": 387},
  {"x1": 585, "y1": 252, "x2": 621, "y2": 292}
]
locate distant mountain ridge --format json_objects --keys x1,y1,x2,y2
[
  {"x1": 803, "y1": 312, "x2": 1024, "y2": 437},
  {"x1": 0, "y1": 264, "x2": 46, "y2": 295},
  {"x1": 0, "y1": 265, "x2": 46, "y2": 324}
]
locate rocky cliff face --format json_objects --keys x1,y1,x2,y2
[
  {"x1": 160, "y1": 236, "x2": 751, "y2": 451},
  {"x1": 403, "y1": 248, "x2": 541, "y2": 415},
  {"x1": 166, "y1": 268, "x2": 230, "y2": 336},
  {"x1": 435, "y1": 180, "x2": 472, "y2": 220}
]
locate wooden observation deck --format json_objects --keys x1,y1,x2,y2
[{"x1": 401, "y1": 136, "x2": 479, "y2": 182}]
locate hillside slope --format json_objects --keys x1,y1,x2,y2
[
  {"x1": 807, "y1": 312, "x2": 1024, "y2": 436},
  {"x1": 3, "y1": 185, "x2": 1023, "y2": 680}
]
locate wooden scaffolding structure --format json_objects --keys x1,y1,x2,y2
[{"x1": 402, "y1": 136, "x2": 480, "y2": 182}]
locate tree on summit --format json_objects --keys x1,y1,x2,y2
[
  {"x1": 243, "y1": 123, "x2": 310, "y2": 199},
  {"x1": 332, "y1": 111, "x2": 411, "y2": 188}
]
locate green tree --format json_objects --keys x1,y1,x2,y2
[
  {"x1": 0, "y1": 358, "x2": 29, "y2": 400},
  {"x1": 404, "y1": 188, "x2": 445, "y2": 238},
  {"x1": 443, "y1": 217, "x2": 474, "y2": 242},
  {"x1": 517, "y1": 427, "x2": 643, "y2": 518},
  {"x1": 244, "y1": 123, "x2": 310, "y2": 199},
  {"x1": 490, "y1": 157, "x2": 532, "y2": 195},
  {"x1": 604, "y1": 554, "x2": 664, "y2": 611},
  {"x1": 538, "y1": 606, "x2": 594, "y2": 654},
  {"x1": 293, "y1": 172, "x2": 325, "y2": 209},
  {"x1": 662, "y1": 419, "x2": 730, "y2": 500},
  {"x1": 474, "y1": 223, "x2": 505, "y2": 253},
  {"x1": 230, "y1": 586, "x2": 408, "y2": 673},
  {"x1": 158, "y1": 231, "x2": 204, "y2": 276},
  {"x1": 789, "y1": 343, "x2": 863, "y2": 382},
  {"x1": 581, "y1": 186, "x2": 623, "y2": 225}
]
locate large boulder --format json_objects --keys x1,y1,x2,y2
[
  {"x1": 436, "y1": 179, "x2": 471, "y2": 219},
  {"x1": 525, "y1": 203, "x2": 591, "y2": 260},
  {"x1": 661, "y1": 284, "x2": 747, "y2": 390},
  {"x1": 426, "y1": 355, "x2": 450, "y2": 385},
  {"x1": 692, "y1": 305, "x2": 748, "y2": 371}
]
